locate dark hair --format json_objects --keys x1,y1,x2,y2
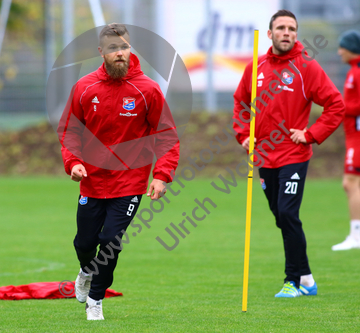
[
  {"x1": 99, "y1": 23, "x2": 129, "y2": 46},
  {"x1": 269, "y1": 10, "x2": 298, "y2": 30}
]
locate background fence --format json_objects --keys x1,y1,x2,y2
[
  {"x1": 0, "y1": 0, "x2": 358, "y2": 176},
  {"x1": 1, "y1": 0, "x2": 360, "y2": 128}
]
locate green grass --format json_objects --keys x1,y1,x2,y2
[{"x1": 0, "y1": 175, "x2": 359, "y2": 332}]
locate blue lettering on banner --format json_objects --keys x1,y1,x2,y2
[{"x1": 79, "y1": 196, "x2": 88, "y2": 205}]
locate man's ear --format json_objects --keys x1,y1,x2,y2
[
  {"x1": 98, "y1": 46, "x2": 104, "y2": 58},
  {"x1": 267, "y1": 29, "x2": 272, "y2": 40}
]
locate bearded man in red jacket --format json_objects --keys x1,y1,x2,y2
[
  {"x1": 233, "y1": 10, "x2": 345, "y2": 297},
  {"x1": 58, "y1": 24, "x2": 179, "y2": 319},
  {"x1": 332, "y1": 30, "x2": 360, "y2": 251}
]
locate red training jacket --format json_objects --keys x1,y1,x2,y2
[
  {"x1": 343, "y1": 55, "x2": 360, "y2": 139},
  {"x1": 233, "y1": 41, "x2": 345, "y2": 168},
  {"x1": 58, "y1": 53, "x2": 179, "y2": 198}
]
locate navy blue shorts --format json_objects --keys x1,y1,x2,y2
[
  {"x1": 259, "y1": 161, "x2": 311, "y2": 287},
  {"x1": 73, "y1": 194, "x2": 142, "y2": 300}
]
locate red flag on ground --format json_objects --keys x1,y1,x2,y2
[{"x1": 0, "y1": 281, "x2": 122, "y2": 300}]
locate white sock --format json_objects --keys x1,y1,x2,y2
[
  {"x1": 350, "y1": 220, "x2": 360, "y2": 240},
  {"x1": 87, "y1": 296, "x2": 102, "y2": 304},
  {"x1": 300, "y1": 274, "x2": 315, "y2": 287}
]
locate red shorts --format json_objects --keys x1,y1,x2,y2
[{"x1": 344, "y1": 137, "x2": 360, "y2": 175}]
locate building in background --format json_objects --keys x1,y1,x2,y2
[{"x1": 0, "y1": 0, "x2": 359, "y2": 131}]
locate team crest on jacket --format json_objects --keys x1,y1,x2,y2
[
  {"x1": 282, "y1": 72, "x2": 293, "y2": 85},
  {"x1": 123, "y1": 97, "x2": 136, "y2": 110}
]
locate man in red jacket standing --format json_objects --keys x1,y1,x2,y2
[
  {"x1": 58, "y1": 24, "x2": 179, "y2": 319},
  {"x1": 233, "y1": 10, "x2": 344, "y2": 297},
  {"x1": 332, "y1": 30, "x2": 360, "y2": 251}
]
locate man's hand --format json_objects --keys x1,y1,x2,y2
[
  {"x1": 147, "y1": 179, "x2": 166, "y2": 200},
  {"x1": 71, "y1": 164, "x2": 87, "y2": 182},
  {"x1": 290, "y1": 128, "x2": 307, "y2": 144},
  {"x1": 242, "y1": 137, "x2": 257, "y2": 150}
]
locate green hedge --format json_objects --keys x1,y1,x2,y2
[{"x1": 0, "y1": 112, "x2": 345, "y2": 177}]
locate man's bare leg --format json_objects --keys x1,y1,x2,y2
[{"x1": 332, "y1": 174, "x2": 360, "y2": 251}]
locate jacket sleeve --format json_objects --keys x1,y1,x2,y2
[
  {"x1": 304, "y1": 60, "x2": 345, "y2": 144},
  {"x1": 146, "y1": 84, "x2": 179, "y2": 183},
  {"x1": 233, "y1": 63, "x2": 252, "y2": 145},
  {"x1": 345, "y1": 68, "x2": 360, "y2": 116},
  {"x1": 57, "y1": 83, "x2": 85, "y2": 175}
]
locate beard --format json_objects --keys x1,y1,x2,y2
[
  {"x1": 272, "y1": 38, "x2": 295, "y2": 54},
  {"x1": 104, "y1": 56, "x2": 130, "y2": 79}
]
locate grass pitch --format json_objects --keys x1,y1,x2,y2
[{"x1": 0, "y1": 175, "x2": 359, "y2": 332}]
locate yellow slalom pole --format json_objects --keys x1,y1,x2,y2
[{"x1": 242, "y1": 29, "x2": 259, "y2": 313}]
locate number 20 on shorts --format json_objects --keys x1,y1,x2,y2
[{"x1": 284, "y1": 181, "x2": 298, "y2": 194}]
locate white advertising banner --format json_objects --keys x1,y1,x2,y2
[{"x1": 163, "y1": 0, "x2": 280, "y2": 91}]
